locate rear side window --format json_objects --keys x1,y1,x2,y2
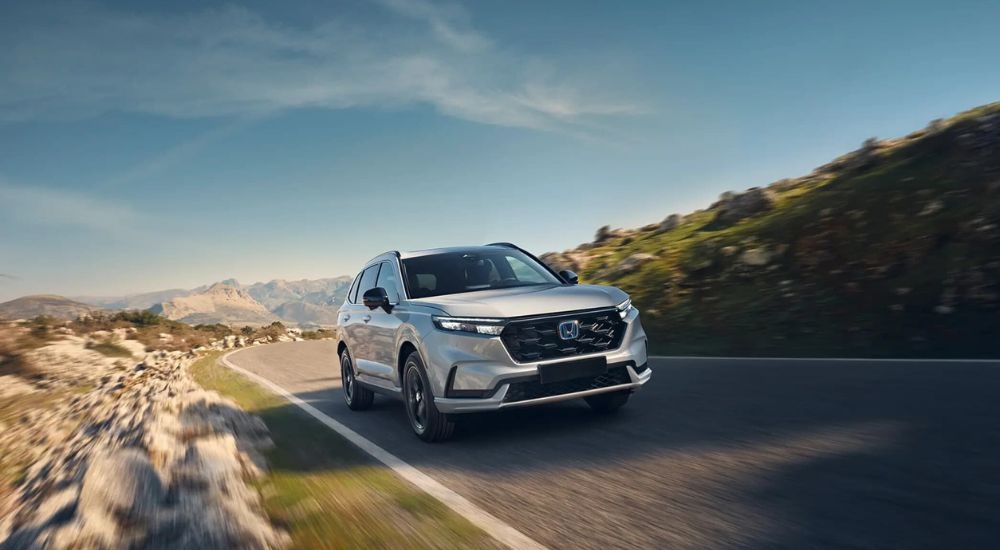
[
  {"x1": 347, "y1": 272, "x2": 362, "y2": 304},
  {"x1": 357, "y1": 264, "x2": 380, "y2": 298}
]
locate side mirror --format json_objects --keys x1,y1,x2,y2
[
  {"x1": 559, "y1": 270, "x2": 579, "y2": 285},
  {"x1": 362, "y1": 287, "x2": 392, "y2": 312}
]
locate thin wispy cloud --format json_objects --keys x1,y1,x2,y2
[
  {"x1": 371, "y1": 0, "x2": 492, "y2": 52},
  {"x1": 0, "y1": 1, "x2": 643, "y2": 133},
  {"x1": 0, "y1": 180, "x2": 138, "y2": 232},
  {"x1": 98, "y1": 116, "x2": 266, "y2": 190}
]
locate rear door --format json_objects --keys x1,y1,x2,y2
[{"x1": 338, "y1": 270, "x2": 362, "y2": 343}]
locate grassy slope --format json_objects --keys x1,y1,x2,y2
[
  {"x1": 189, "y1": 353, "x2": 499, "y2": 550},
  {"x1": 571, "y1": 102, "x2": 1000, "y2": 357}
]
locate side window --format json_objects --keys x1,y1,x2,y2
[
  {"x1": 357, "y1": 264, "x2": 380, "y2": 299},
  {"x1": 347, "y1": 271, "x2": 363, "y2": 304},
  {"x1": 376, "y1": 262, "x2": 402, "y2": 302}
]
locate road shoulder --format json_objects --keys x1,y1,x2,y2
[{"x1": 192, "y1": 351, "x2": 504, "y2": 550}]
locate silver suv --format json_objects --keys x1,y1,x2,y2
[{"x1": 336, "y1": 243, "x2": 651, "y2": 442}]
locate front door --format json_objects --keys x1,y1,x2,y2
[{"x1": 363, "y1": 261, "x2": 404, "y2": 382}]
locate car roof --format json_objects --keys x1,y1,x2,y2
[
  {"x1": 397, "y1": 245, "x2": 511, "y2": 260},
  {"x1": 361, "y1": 244, "x2": 520, "y2": 268}
]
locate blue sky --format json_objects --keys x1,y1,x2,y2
[{"x1": 1, "y1": 0, "x2": 999, "y2": 300}]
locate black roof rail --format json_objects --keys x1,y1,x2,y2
[
  {"x1": 485, "y1": 242, "x2": 517, "y2": 248},
  {"x1": 365, "y1": 250, "x2": 400, "y2": 266}
]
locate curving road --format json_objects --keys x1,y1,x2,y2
[{"x1": 227, "y1": 342, "x2": 1000, "y2": 549}]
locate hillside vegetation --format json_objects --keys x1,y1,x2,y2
[{"x1": 542, "y1": 102, "x2": 1000, "y2": 357}]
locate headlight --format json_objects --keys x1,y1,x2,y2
[
  {"x1": 432, "y1": 316, "x2": 506, "y2": 336},
  {"x1": 616, "y1": 298, "x2": 634, "y2": 319}
]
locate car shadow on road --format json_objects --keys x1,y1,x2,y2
[{"x1": 251, "y1": 360, "x2": 1000, "y2": 548}]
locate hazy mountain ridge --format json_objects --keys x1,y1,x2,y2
[
  {"x1": 0, "y1": 295, "x2": 103, "y2": 321},
  {"x1": 149, "y1": 282, "x2": 278, "y2": 326},
  {"x1": 71, "y1": 289, "x2": 192, "y2": 310},
  {"x1": 68, "y1": 276, "x2": 353, "y2": 327},
  {"x1": 270, "y1": 301, "x2": 341, "y2": 326},
  {"x1": 244, "y1": 277, "x2": 353, "y2": 310},
  {"x1": 542, "y1": 101, "x2": 1000, "y2": 357}
]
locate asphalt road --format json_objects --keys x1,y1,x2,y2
[{"x1": 227, "y1": 342, "x2": 1000, "y2": 549}]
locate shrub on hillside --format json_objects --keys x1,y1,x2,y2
[
  {"x1": 301, "y1": 328, "x2": 335, "y2": 340},
  {"x1": 0, "y1": 324, "x2": 40, "y2": 378},
  {"x1": 111, "y1": 310, "x2": 165, "y2": 327},
  {"x1": 86, "y1": 339, "x2": 132, "y2": 358},
  {"x1": 253, "y1": 321, "x2": 288, "y2": 342}
]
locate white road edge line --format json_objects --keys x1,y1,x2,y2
[
  {"x1": 650, "y1": 355, "x2": 1000, "y2": 363},
  {"x1": 219, "y1": 349, "x2": 548, "y2": 550}
]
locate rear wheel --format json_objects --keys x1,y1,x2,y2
[
  {"x1": 585, "y1": 390, "x2": 630, "y2": 413},
  {"x1": 403, "y1": 351, "x2": 454, "y2": 442},
  {"x1": 341, "y1": 349, "x2": 374, "y2": 410}
]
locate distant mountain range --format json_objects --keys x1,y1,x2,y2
[
  {"x1": 72, "y1": 276, "x2": 353, "y2": 327},
  {"x1": 0, "y1": 295, "x2": 103, "y2": 321},
  {"x1": 73, "y1": 288, "x2": 192, "y2": 310},
  {"x1": 148, "y1": 282, "x2": 277, "y2": 326}
]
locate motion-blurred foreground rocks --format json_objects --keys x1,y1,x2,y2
[{"x1": 0, "y1": 334, "x2": 288, "y2": 549}]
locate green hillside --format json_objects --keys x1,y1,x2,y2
[{"x1": 543, "y1": 102, "x2": 1000, "y2": 357}]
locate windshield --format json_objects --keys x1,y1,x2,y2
[{"x1": 401, "y1": 249, "x2": 561, "y2": 298}]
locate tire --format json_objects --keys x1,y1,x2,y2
[
  {"x1": 585, "y1": 390, "x2": 630, "y2": 413},
  {"x1": 402, "y1": 351, "x2": 454, "y2": 442},
  {"x1": 341, "y1": 348, "x2": 374, "y2": 411}
]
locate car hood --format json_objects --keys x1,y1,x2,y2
[{"x1": 414, "y1": 284, "x2": 628, "y2": 318}]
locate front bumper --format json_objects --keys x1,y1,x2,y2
[
  {"x1": 434, "y1": 361, "x2": 651, "y2": 413},
  {"x1": 421, "y1": 307, "x2": 650, "y2": 414}
]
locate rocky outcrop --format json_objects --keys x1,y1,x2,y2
[
  {"x1": 814, "y1": 137, "x2": 884, "y2": 176},
  {"x1": 739, "y1": 247, "x2": 773, "y2": 267},
  {"x1": 150, "y1": 283, "x2": 278, "y2": 326},
  {"x1": 712, "y1": 188, "x2": 777, "y2": 226},
  {"x1": 599, "y1": 253, "x2": 657, "y2": 279},
  {"x1": 0, "y1": 340, "x2": 286, "y2": 549},
  {"x1": 957, "y1": 112, "x2": 1000, "y2": 154},
  {"x1": 659, "y1": 214, "x2": 685, "y2": 233}
]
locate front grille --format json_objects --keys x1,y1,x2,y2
[
  {"x1": 500, "y1": 308, "x2": 626, "y2": 362},
  {"x1": 503, "y1": 365, "x2": 631, "y2": 403}
]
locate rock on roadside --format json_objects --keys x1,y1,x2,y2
[{"x1": 0, "y1": 343, "x2": 288, "y2": 549}]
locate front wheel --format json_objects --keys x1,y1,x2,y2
[
  {"x1": 585, "y1": 390, "x2": 630, "y2": 413},
  {"x1": 341, "y1": 349, "x2": 374, "y2": 410},
  {"x1": 403, "y1": 352, "x2": 454, "y2": 442}
]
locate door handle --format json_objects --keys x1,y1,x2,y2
[{"x1": 362, "y1": 315, "x2": 371, "y2": 323}]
